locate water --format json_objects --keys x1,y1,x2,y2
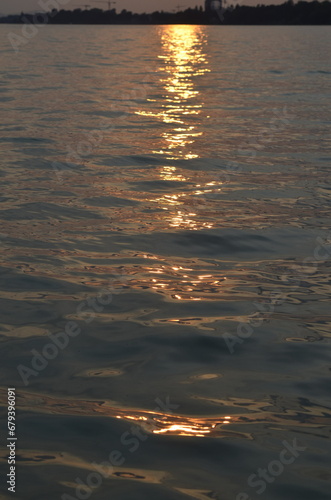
[{"x1": 0, "y1": 24, "x2": 331, "y2": 500}]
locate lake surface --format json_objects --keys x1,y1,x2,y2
[{"x1": 0, "y1": 24, "x2": 331, "y2": 500}]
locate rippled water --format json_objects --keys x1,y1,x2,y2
[{"x1": 0, "y1": 25, "x2": 331, "y2": 500}]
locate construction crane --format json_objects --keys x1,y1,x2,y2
[
  {"x1": 174, "y1": 4, "x2": 186, "y2": 12},
  {"x1": 92, "y1": 1, "x2": 116, "y2": 9},
  {"x1": 75, "y1": 4, "x2": 91, "y2": 9}
]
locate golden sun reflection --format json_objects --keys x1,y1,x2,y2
[
  {"x1": 7, "y1": 389, "x2": 330, "y2": 442},
  {"x1": 117, "y1": 258, "x2": 227, "y2": 302},
  {"x1": 134, "y1": 26, "x2": 225, "y2": 232},
  {"x1": 136, "y1": 25, "x2": 209, "y2": 160},
  {"x1": 117, "y1": 412, "x2": 236, "y2": 438}
]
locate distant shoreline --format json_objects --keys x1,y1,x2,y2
[
  {"x1": 1, "y1": 22, "x2": 331, "y2": 25},
  {"x1": 1, "y1": 2, "x2": 331, "y2": 26}
]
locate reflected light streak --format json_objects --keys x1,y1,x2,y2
[
  {"x1": 121, "y1": 261, "x2": 227, "y2": 302},
  {"x1": 115, "y1": 412, "x2": 235, "y2": 438},
  {"x1": 10, "y1": 390, "x2": 328, "y2": 441},
  {"x1": 136, "y1": 27, "x2": 225, "y2": 233},
  {"x1": 136, "y1": 25, "x2": 209, "y2": 160}
]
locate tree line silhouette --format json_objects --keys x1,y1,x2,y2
[{"x1": 1, "y1": 1, "x2": 330, "y2": 25}]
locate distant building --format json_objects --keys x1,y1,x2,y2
[{"x1": 205, "y1": 0, "x2": 223, "y2": 12}]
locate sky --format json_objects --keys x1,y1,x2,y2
[{"x1": 0, "y1": 0, "x2": 282, "y2": 16}]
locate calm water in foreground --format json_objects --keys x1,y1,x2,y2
[{"x1": 0, "y1": 24, "x2": 330, "y2": 500}]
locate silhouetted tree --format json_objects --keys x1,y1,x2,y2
[{"x1": 1, "y1": 2, "x2": 330, "y2": 25}]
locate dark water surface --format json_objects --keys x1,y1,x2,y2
[{"x1": 0, "y1": 25, "x2": 331, "y2": 500}]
